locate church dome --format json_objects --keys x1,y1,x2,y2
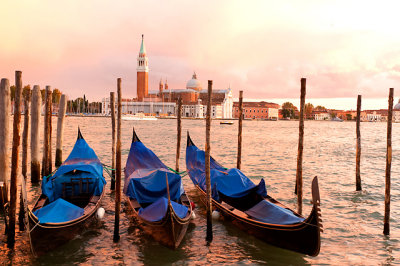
[
  {"x1": 395, "y1": 99, "x2": 400, "y2": 110},
  {"x1": 186, "y1": 72, "x2": 202, "y2": 91}
]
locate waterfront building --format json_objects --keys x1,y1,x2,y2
[
  {"x1": 101, "y1": 97, "x2": 176, "y2": 116},
  {"x1": 101, "y1": 35, "x2": 233, "y2": 118},
  {"x1": 313, "y1": 111, "x2": 330, "y2": 120},
  {"x1": 233, "y1": 101, "x2": 279, "y2": 120}
]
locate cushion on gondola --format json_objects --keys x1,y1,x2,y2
[
  {"x1": 244, "y1": 200, "x2": 304, "y2": 225},
  {"x1": 138, "y1": 197, "x2": 188, "y2": 222},
  {"x1": 126, "y1": 169, "x2": 184, "y2": 204},
  {"x1": 33, "y1": 198, "x2": 84, "y2": 224}
]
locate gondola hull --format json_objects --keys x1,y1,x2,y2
[
  {"x1": 193, "y1": 178, "x2": 321, "y2": 256},
  {"x1": 28, "y1": 188, "x2": 105, "y2": 256},
  {"x1": 126, "y1": 195, "x2": 191, "y2": 249}
]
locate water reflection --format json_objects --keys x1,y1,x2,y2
[{"x1": 0, "y1": 118, "x2": 399, "y2": 264}]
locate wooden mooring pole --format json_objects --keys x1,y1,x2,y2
[
  {"x1": 237, "y1": 90, "x2": 243, "y2": 169},
  {"x1": 176, "y1": 97, "x2": 182, "y2": 172},
  {"x1": 384, "y1": 88, "x2": 394, "y2": 235},
  {"x1": 22, "y1": 88, "x2": 31, "y2": 179},
  {"x1": 110, "y1": 92, "x2": 116, "y2": 190},
  {"x1": 0, "y1": 79, "x2": 10, "y2": 205},
  {"x1": 19, "y1": 87, "x2": 31, "y2": 230},
  {"x1": 55, "y1": 94, "x2": 67, "y2": 167},
  {"x1": 295, "y1": 78, "x2": 306, "y2": 215},
  {"x1": 356, "y1": 95, "x2": 362, "y2": 191},
  {"x1": 113, "y1": 78, "x2": 122, "y2": 242},
  {"x1": 8, "y1": 71, "x2": 23, "y2": 248},
  {"x1": 31, "y1": 86, "x2": 41, "y2": 183},
  {"x1": 42, "y1": 86, "x2": 52, "y2": 177},
  {"x1": 205, "y1": 80, "x2": 213, "y2": 242}
]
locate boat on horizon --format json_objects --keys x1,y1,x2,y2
[
  {"x1": 185, "y1": 133, "x2": 322, "y2": 256},
  {"x1": 220, "y1": 121, "x2": 234, "y2": 125},
  {"x1": 28, "y1": 129, "x2": 106, "y2": 256},
  {"x1": 124, "y1": 128, "x2": 193, "y2": 249},
  {"x1": 122, "y1": 113, "x2": 157, "y2": 121},
  {"x1": 331, "y1": 117, "x2": 344, "y2": 122}
]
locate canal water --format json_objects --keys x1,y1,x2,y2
[{"x1": 0, "y1": 118, "x2": 399, "y2": 265}]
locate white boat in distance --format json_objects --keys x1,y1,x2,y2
[{"x1": 122, "y1": 113, "x2": 158, "y2": 121}]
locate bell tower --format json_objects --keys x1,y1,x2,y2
[
  {"x1": 159, "y1": 79, "x2": 164, "y2": 98},
  {"x1": 137, "y1": 34, "x2": 149, "y2": 101}
]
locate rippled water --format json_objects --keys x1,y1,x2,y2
[{"x1": 1, "y1": 118, "x2": 399, "y2": 265}]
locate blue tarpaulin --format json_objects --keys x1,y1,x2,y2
[
  {"x1": 41, "y1": 137, "x2": 106, "y2": 202},
  {"x1": 186, "y1": 137, "x2": 304, "y2": 226},
  {"x1": 244, "y1": 200, "x2": 304, "y2": 224},
  {"x1": 138, "y1": 197, "x2": 189, "y2": 222},
  {"x1": 126, "y1": 169, "x2": 184, "y2": 204},
  {"x1": 186, "y1": 145, "x2": 267, "y2": 198},
  {"x1": 33, "y1": 198, "x2": 84, "y2": 223},
  {"x1": 123, "y1": 135, "x2": 187, "y2": 222}
]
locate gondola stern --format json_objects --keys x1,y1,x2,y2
[
  {"x1": 77, "y1": 127, "x2": 84, "y2": 139},
  {"x1": 310, "y1": 176, "x2": 322, "y2": 256},
  {"x1": 187, "y1": 131, "x2": 195, "y2": 147},
  {"x1": 132, "y1": 127, "x2": 141, "y2": 143}
]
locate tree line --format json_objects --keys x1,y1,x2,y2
[
  {"x1": 67, "y1": 94, "x2": 102, "y2": 114},
  {"x1": 10, "y1": 86, "x2": 102, "y2": 114},
  {"x1": 281, "y1": 102, "x2": 332, "y2": 119}
]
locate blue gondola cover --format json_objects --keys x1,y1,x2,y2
[
  {"x1": 186, "y1": 144, "x2": 267, "y2": 198},
  {"x1": 186, "y1": 137, "x2": 307, "y2": 226},
  {"x1": 42, "y1": 137, "x2": 106, "y2": 202},
  {"x1": 124, "y1": 139, "x2": 187, "y2": 220},
  {"x1": 244, "y1": 200, "x2": 304, "y2": 225},
  {"x1": 138, "y1": 197, "x2": 189, "y2": 222},
  {"x1": 33, "y1": 198, "x2": 84, "y2": 223}
]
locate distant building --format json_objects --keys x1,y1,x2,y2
[
  {"x1": 101, "y1": 35, "x2": 233, "y2": 118},
  {"x1": 233, "y1": 101, "x2": 279, "y2": 120},
  {"x1": 313, "y1": 111, "x2": 330, "y2": 120}
]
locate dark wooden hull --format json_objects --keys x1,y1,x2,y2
[
  {"x1": 27, "y1": 186, "x2": 105, "y2": 256},
  {"x1": 126, "y1": 194, "x2": 192, "y2": 249},
  {"x1": 195, "y1": 177, "x2": 322, "y2": 256}
]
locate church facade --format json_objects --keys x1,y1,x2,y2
[{"x1": 102, "y1": 35, "x2": 233, "y2": 119}]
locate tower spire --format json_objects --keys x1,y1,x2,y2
[{"x1": 139, "y1": 34, "x2": 146, "y2": 56}]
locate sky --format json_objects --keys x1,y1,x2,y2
[{"x1": 1, "y1": 0, "x2": 400, "y2": 110}]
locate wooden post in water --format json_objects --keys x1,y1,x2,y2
[
  {"x1": 8, "y1": 71, "x2": 23, "y2": 248},
  {"x1": 356, "y1": 95, "x2": 362, "y2": 191},
  {"x1": 48, "y1": 87, "x2": 53, "y2": 174},
  {"x1": 237, "y1": 90, "x2": 243, "y2": 170},
  {"x1": 55, "y1": 94, "x2": 67, "y2": 167},
  {"x1": 31, "y1": 86, "x2": 41, "y2": 183},
  {"x1": 205, "y1": 80, "x2": 213, "y2": 242},
  {"x1": 19, "y1": 87, "x2": 31, "y2": 230},
  {"x1": 384, "y1": 88, "x2": 394, "y2": 235},
  {"x1": 42, "y1": 87, "x2": 52, "y2": 177},
  {"x1": 22, "y1": 88, "x2": 31, "y2": 178},
  {"x1": 176, "y1": 97, "x2": 182, "y2": 172},
  {"x1": 295, "y1": 78, "x2": 306, "y2": 215},
  {"x1": 0, "y1": 79, "x2": 10, "y2": 205},
  {"x1": 113, "y1": 78, "x2": 122, "y2": 242},
  {"x1": 110, "y1": 92, "x2": 116, "y2": 190}
]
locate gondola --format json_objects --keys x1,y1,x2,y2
[
  {"x1": 28, "y1": 129, "x2": 107, "y2": 256},
  {"x1": 123, "y1": 128, "x2": 193, "y2": 249},
  {"x1": 185, "y1": 133, "x2": 322, "y2": 256}
]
